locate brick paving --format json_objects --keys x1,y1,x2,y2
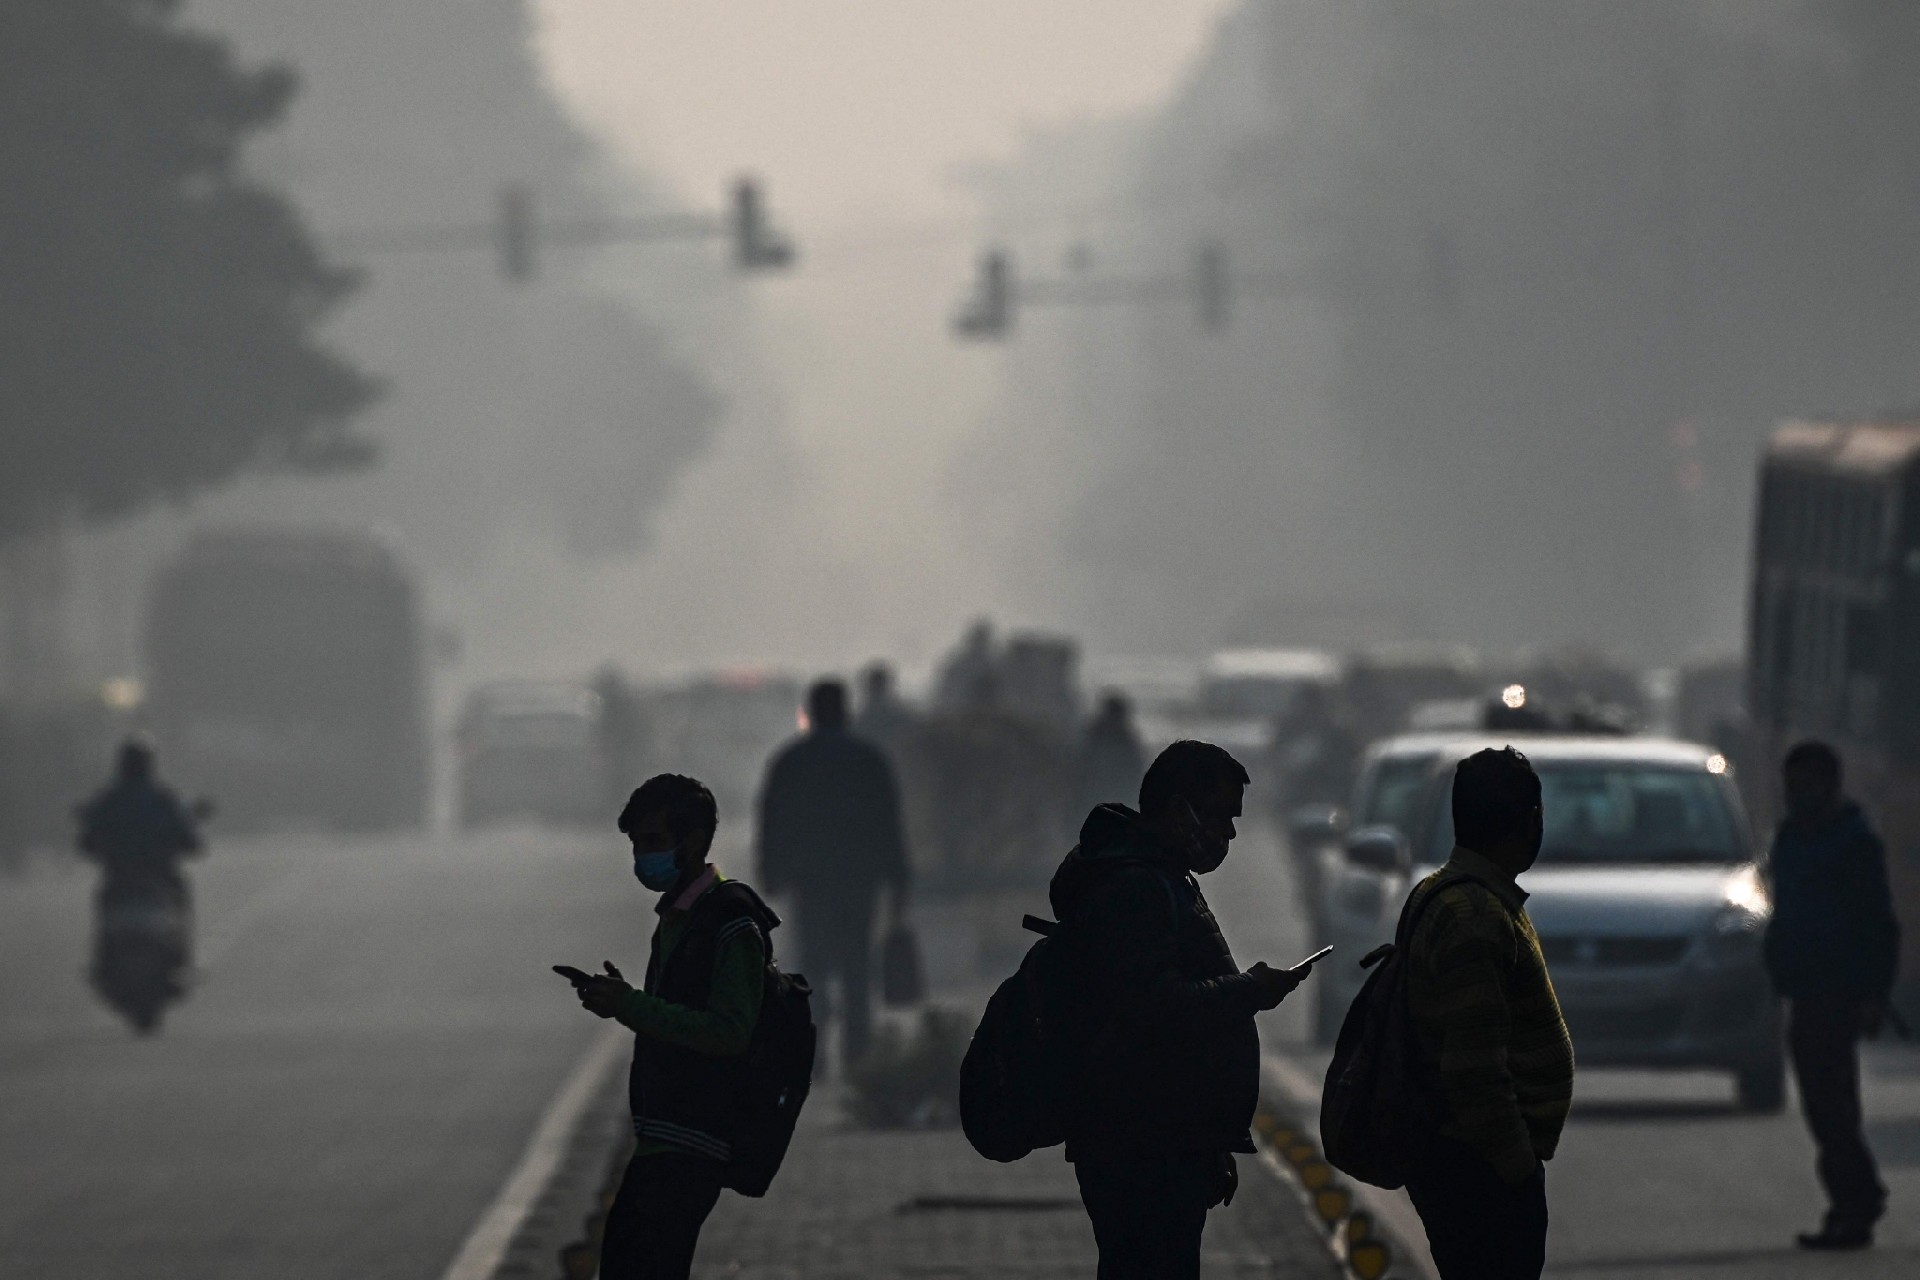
[{"x1": 688, "y1": 1085, "x2": 1338, "y2": 1280}]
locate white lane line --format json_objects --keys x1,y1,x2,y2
[
  {"x1": 438, "y1": 1023, "x2": 627, "y2": 1280},
  {"x1": 1263, "y1": 1050, "x2": 1440, "y2": 1280},
  {"x1": 197, "y1": 867, "x2": 324, "y2": 969}
]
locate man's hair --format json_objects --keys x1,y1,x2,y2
[
  {"x1": 1783, "y1": 739, "x2": 1842, "y2": 786},
  {"x1": 116, "y1": 736, "x2": 155, "y2": 782},
  {"x1": 1139, "y1": 740, "x2": 1250, "y2": 817},
  {"x1": 807, "y1": 678, "x2": 848, "y2": 728},
  {"x1": 618, "y1": 773, "x2": 718, "y2": 840},
  {"x1": 1452, "y1": 746, "x2": 1541, "y2": 849}
]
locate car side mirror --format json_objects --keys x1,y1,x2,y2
[
  {"x1": 1344, "y1": 825, "x2": 1411, "y2": 874},
  {"x1": 1285, "y1": 803, "x2": 1348, "y2": 848}
]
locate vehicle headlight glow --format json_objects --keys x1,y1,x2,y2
[
  {"x1": 1711, "y1": 866, "x2": 1770, "y2": 948},
  {"x1": 1705, "y1": 752, "x2": 1728, "y2": 775},
  {"x1": 1501, "y1": 684, "x2": 1528, "y2": 709}
]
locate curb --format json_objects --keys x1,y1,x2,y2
[{"x1": 1256, "y1": 1054, "x2": 1435, "y2": 1280}]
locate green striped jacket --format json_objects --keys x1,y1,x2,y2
[{"x1": 1405, "y1": 847, "x2": 1574, "y2": 1183}]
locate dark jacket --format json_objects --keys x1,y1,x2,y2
[
  {"x1": 756, "y1": 726, "x2": 909, "y2": 896},
  {"x1": 77, "y1": 780, "x2": 199, "y2": 882},
  {"x1": 629, "y1": 880, "x2": 778, "y2": 1162},
  {"x1": 1764, "y1": 801, "x2": 1900, "y2": 1000},
  {"x1": 1048, "y1": 803, "x2": 1262, "y2": 1161}
]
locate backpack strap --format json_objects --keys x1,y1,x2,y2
[{"x1": 1368, "y1": 872, "x2": 1510, "y2": 966}]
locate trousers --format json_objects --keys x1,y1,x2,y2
[
  {"x1": 598, "y1": 1150, "x2": 725, "y2": 1280},
  {"x1": 1789, "y1": 997, "x2": 1886, "y2": 1224},
  {"x1": 1074, "y1": 1152, "x2": 1227, "y2": 1280},
  {"x1": 1405, "y1": 1136, "x2": 1549, "y2": 1280},
  {"x1": 795, "y1": 885, "x2": 878, "y2": 1062}
]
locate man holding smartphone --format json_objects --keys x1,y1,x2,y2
[
  {"x1": 561, "y1": 773, "x2": 777, "y2": 1280},
  {"x1": 1048, "y1": 739, "x2": 1319, "y2": 1280}
]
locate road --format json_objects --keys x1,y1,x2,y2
[
  {"x1": 1209, "y1": 819, "x2": 1920, "y2": 1279},
  {"x1": 0, "y1": 826, "x2": 643, "y2": 1280}
]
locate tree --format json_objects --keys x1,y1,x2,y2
[{"x1": 0, "y1": 0, "x2": 377, "y2": 537}]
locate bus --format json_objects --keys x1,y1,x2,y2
[
  {"x1": 145, "y1": 529, "x2": 429, "y2": 833},
  {"x1": 1746, "y1": 419, "x2": 1920, "y2": 1003}
]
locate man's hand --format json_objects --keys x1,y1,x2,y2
[
  {"x1": 577, "y1": 960, "x2": 632, "y2": 1019},
  {"x1": 1247, "y1": 961, "x2": 1306, "y2": 1010}
]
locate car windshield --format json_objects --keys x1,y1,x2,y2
[
  {"x1": 1425, "y1": 762, "x2": 1744, "y2": 866},
  {"x1": 1357, "y1": 755, "x2": 1434, "y2": 832}
]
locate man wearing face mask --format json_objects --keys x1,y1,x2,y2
[
  {"x1": 1764, "y1": 740, "x2": 1900, "y2": 1251},
  {"x1": 570, "y1": 773, "x2": 777, "y2": 1280},
  {"x1": 1402, "y1": 746, "x2": 1572, "y2": 1280},
  {"x1": 1048, "y1": 739, "x2": 1310, "y2": 1280}
]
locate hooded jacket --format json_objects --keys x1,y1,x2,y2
[
  {"x1": 1048, "y1": 804, "x2": 1264, "y2": 1161},
  {"x1": 1764, "y1": 800, "x2": 1900, "y2": 1001}
]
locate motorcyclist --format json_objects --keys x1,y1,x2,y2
[{"x1": 77, "y1": 739, "x2": 204, "y2": 982}]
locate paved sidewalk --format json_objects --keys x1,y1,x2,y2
[{"x1": 686, "y1": 1085, "x2": 1337, "y2": 1279}]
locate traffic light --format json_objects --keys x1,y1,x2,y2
[
  {"x1": 731, "y1": 177, "x2": 795, "y2": 271},
  {"x1": 1194, "y1": 240, "x2": 1230, "y2": 332},
  {"x1": 953, "y1": 249, "x2": 1014, "y2": 340},
  {"x1": 497, "y1": 183, "x2": 536, "y2": 283}
]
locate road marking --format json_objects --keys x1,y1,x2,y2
[
  {"x1": 1263, "y1": 1049, "x2": 1439, "y2": 1280},
  {"x1": 438, "y1": 1023, "x2": 627, "y2": 1280},
  {"x1": 197, "y1": 866, "x2": 324, "y2": 969}
]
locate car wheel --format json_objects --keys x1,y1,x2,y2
[{"x1": 1736, "y1": 1054, "x2": 1787, "y2": 1114}]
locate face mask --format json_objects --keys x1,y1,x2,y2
[{"x1": 633, "y1": 848, "x2": 682, "y2": 891}]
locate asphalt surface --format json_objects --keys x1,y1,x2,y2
[
  {"x1": 1209, "y1": 819, "x2": 1920, "y2": 1279},
  {"x1": 0, "y1": 826, "x2": 643, "y2": 1280}
]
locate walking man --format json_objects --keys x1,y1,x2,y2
[
  {"x1": 567, "y1": 774, "x2": 778, "y2": 1280},
  {"x1": 1403, "y1": 746, "x2": 1573, "y2": 1280},
  {"x1": 1050, "y1": 739, "x2": 1313, "y2": 1280},
  {"x1": 757, "y1": 678, "x2": 908, "y2": 1066},
  {"x1": 1764, "y1": 740, "x2": 1900, "y2": 1250}
]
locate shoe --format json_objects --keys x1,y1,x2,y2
[{"x1": 1796, "y1": 1224, "x2": 1874, "y2": 1251}]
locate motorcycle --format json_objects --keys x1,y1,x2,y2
[{"x1": 92, "y1": 875, "x2": 190, "y2": 1034}]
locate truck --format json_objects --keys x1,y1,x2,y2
[
  {"x1": 1746, "y1": 419, "x2": 1920, "y2": 1006},
  {"x1": 145, "y1": 528, "x2": 429, "y2": 833}
]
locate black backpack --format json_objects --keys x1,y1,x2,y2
[
  {"x1": 959, "y1": 914, "x2": 1074, "y2": 1162},
  {"x1": 1320, "y1": 874, "x2": 1498, "y2": 1189},
  {"x1": 719, "y1": 926, "x2": 816, "y2": 1197}
]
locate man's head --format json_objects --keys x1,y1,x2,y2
[
  {"x1": 861, "y1": 662, "x2": 894, "y2": 705},
  {"x1": 115, "y1": 737, "x2": 155, "y2": 784},
  {"x1": 1096, "y1": 691, "x2": 1131, "y2": 726},
  {"x1": 807, "y1": 679, "x2": 848, "y2": 732},
  {"x1": 617, "y1": 774, "x2": 718, "y2": 887},
  {"x1": 1139, "y1": 739, "x2": 1250, "y2": 873},
  {"x1": 1452, "y1": 746, "x2": 1544, "y2": 874},
  {"x1": 1782, "y1": 739, "x2": 1843, "y2": 821}
]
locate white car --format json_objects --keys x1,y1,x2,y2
[{"x1": 1311, "y1": 732, "x2": 1786, "y2": 1111}]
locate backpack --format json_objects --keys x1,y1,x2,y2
[
  {"x1": 718, "y1": 917, "x2": 817, "y2": 1197},
  {"x1": 959, "y1": 914, "x2": 1074, "y2": 1162},
  {"x1": 1319, "y1": 874, "x2": 1498, "y2": 1189}
]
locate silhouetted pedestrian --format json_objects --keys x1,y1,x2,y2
[
  {"x1": 1403, "y1": 746, "x2": 1572, "y2": 1280},
  {"x1": 1050, "y1": 740, "x2": 1312, "y2": 1280},
  {"x1": 756, "y1": 679, "x2": 908, "y2": 1066},
  {"x1": 567, "y1": 774, "x2": 778, "y2": 1280},
  {"x1": 1764, "y1": 740, "x2": 1900, "y2": 1251},
  {"x1": 853, "y1": 660, "x2": 916, "y2": 757}
]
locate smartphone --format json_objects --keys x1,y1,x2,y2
[
  {"x1": 552, "y1": 964, "x2": 594, "y2": 986},
  {"x1": 1289, "y1": 945, "x2": 1334, "y2": 973}
]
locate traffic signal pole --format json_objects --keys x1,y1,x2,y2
[
  {"x1": 330, "y1": 176, "x2": 795, "y2": 284},
  {"x1": 951, "y1": 240, "x2": 1303, "y2": 341}
]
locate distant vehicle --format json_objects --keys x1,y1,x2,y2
[
  {"x1": 1185, "y1": 647, "x2": 1343, "y2": 757},
  {"x1": 1315, "y1": 732, "x2": 1785, "y2": 1111},
  {"x1": 1747, "y1": 418, "x2": 1920, "y2": 1005},
  {"x1": 145, "y1": 529, "x2": 429, "y2": 833},
  {"x1": 456, "y1": 682, "x2": 604, "y2": 829}
]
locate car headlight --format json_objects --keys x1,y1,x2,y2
[{"x1": 1710, "y1": 866, "x2": 1769, "y2": 954}]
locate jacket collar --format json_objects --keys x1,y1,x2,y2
[
  {"x1": 658, "y1": 863, "x2": 722, "y2": 915},
  {"x1": 1445, "y1": 846, "x2": 1529, "y2": 909}
]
